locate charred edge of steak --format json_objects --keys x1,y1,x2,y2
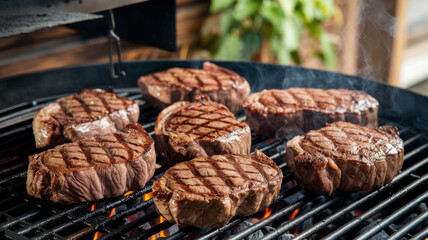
[
  {"x1": 152, "y1": 149, "x2": 282, "y2": 228},
  {"x1": 285, "y1": 122, "x2": 404, "y2": 195},
  {"x1": 137, "y1": 62, "x2": 250, "y2": 113},
  {"x1": 243, "y1": 88, "x2": 379, "y2": 138},
  {"x1": 27, "y1": 123, "x2": 155, "y2": 204},
  {"x1": 154, "y1": 95, "x2": 251, "y2": 165}
]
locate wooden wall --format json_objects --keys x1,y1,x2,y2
[{"x1": 0, "y1": 0, "x2": 209, "y2": 78}]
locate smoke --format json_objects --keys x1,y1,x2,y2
[{"x1": 350, "y1": 0, "x2": 398, "y2": 82}]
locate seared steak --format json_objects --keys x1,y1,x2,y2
[
  {"x1": 286, "y1": 121, "x2": 404, "y2": 195},
  {"x1": 155, "y1": 95, "x2": 251, "y2": 165},
  {"x1": 33, "y1": 89, "x2": 139, "y2": 148},
  {"x1": 138, "y1": 62, "x2": 250, "y2": 113},
  {"x1": 153, "y1": 149, "x2": 283, "y2": 228},
  {"x1": 243, "y1": 88, "x2": 379, "y2": 138},
  {"x1": 27, "y1": 123, "x2": 155, "y2": 204}
]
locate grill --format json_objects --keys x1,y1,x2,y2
[{"x1": 0, "y1": 61, "x2": 428, "y2": 240}]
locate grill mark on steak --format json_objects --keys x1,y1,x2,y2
[
  {"x1": 113, "y1": 133, "x2": 134, "y2": 161},
  {"x1": 77, "y1": 141, "x2": 93, "y2": 165},
  {"x1": 185, "y1": 69, "x2": 204, "y2": 88},
  {"x1": 227, "y1": 155, "x2": 252, "y2": 182},
  {"x1": 93, "y1": 92, "x2": 112, "y2": 113},
  {"x1": 59, "y1": 147, "x2": 73, "y2": 169},
  {"x1": 186, "y1": 161, "x2": 219, "y2": 196},
  {"x1": 72, "y1": 95, "x2": 92, "y2": 117},
  {"x1": 204, "y1": 157, "x2": 236, "y2": 192},
  {"x1": 94, "y1": 136, "x2": 116, "y2": 164},
  {"x1": 167, "y1": 104, "x2": 245, "y2": 141}
]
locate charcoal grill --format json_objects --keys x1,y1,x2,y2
[{"x1": 1, "y1": 60, "x2": 428, "y2": 240}]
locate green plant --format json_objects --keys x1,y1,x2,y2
[{"x1": 205, "y1": 0, "x2": 337, "y2": 70}]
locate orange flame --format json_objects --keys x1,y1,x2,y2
[
  {"x1": 124, "y1": 191, "x2": 134, "y2": 196},
  {"x1": 108, "y1": 208, "x2": 116, "y2": 218},
  {"x1": 150, "y1": 235, "x2": 156, "y2": 240},
  {"x1": 93, "y1": 231, "x2": 101, "y2": 240},
  {"x1": 260, "y1": 208, "x2": 272, "y2": 220},
  {"x1": 91, "y1": 204, "x2": 97, "y2": 211},
  {"x1": 288, "y1": 208, "x2": 300, "y2": 221},
  {"x1": 159, "y1": 216, "x2": 167, "y2": 237},
  {"x1": 289, "y1": 208, "x2": 301, "y2": 234},
  {"x1": 144, "y1": 192, "x2": 153, "y2": 201}
]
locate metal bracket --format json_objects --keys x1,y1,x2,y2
[{"x1": 107, "y1": 9, "x2": 126, "y2": 79}]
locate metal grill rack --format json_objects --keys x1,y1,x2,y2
[{"x1": 0, "y1": 89, "x2": 427, "y2": 240}]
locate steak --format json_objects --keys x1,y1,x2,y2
[
  {"x1": 155, "y1": 95, "x2": 251, "y2": 165},
  {"x1": 286, "y1": 121, "x2": 404, "y2": 195},
  {"x1": 33, "y1": 89, "x2": 139, "y2": 148},
  {"x1": 153, "y1": 149, "x2": 283, "y2": 228},
  {"x1": 138, "y1": 62, "x2": 250, "y2": 113},
  {"x1": 243, "y1": 88, "x2": 379, "y2": 138},
  {"x1": 27, "y1": 123, "x2": 155, "y2": 204}
]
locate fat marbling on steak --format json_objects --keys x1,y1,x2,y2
[
  {"x1": 138, "y1": 62, "x2": 250, "y2": 113},
  {"x1": 27, "y1": 123, "x2": 155, "y2": 204},
  {"x1": 286, "y1": 121, "x2": 404, "y2": 195},
  {"x1": 243, "y1": 88, "x2": 379, "y2": 138},
  {"x1": 153, "y1": 149, "x2": 283, "y2": 228},
  {"x1": 33, "y1": 89, "x2": 139, "y2": 148},
  {"x1": 155, "y1": 95, "x2": 251, "y2": 165}
]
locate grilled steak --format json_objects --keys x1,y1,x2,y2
[
  {"x1": 138, "y1": 62, "x2": 250, "y2": 113},
  {"x1": 155, "y1": 95, "x2": 251, "y2": 165},
  {"x1": 243, "y1": 88, "x2": 379, "y2": 138},
  {"x1": 33, "y1": 89, "x2": 139, "y2": 148},
  {"x1": 27, "y1": 123, "x2": 155, "y2": 204},
  {"x1": 286, "y1": 121, "x2": 404, "y2": 195},
  {"x1": 153, "y1": 149, "x2": 283, "y2": 228}
]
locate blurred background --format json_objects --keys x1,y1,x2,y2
[{"x1": 1, "y1": 0, "x2": 427, "y2": 95}]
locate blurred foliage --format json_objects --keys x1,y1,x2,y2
[{"x1": 204, "y1": 0, "x2": 337, "y2": 70}]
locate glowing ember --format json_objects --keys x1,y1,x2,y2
[
  {"x1": 108, "y1": 208, "x2": 116, "y2": 218},
  {"x1": 144, "y1": 192, "x2": 153, "y2": 201},
  {"x1": 93, "y1": 231, "x2": 102, "y2": 240},
  {"x1": 124, "y1": 191, "x2": 134, "y2": 196},
  {"x1": 91, "y1": 204, "x2": 97, "y2": 211},
  {"x1": 355, "y1": 209, "x2": 363, "y2": 217},
  {"x1": 260, "y1": 208, "x2": 272, "y2": 220},
  {"x1": 288, "y1": 208, "x2": 300, "y2": 221}
]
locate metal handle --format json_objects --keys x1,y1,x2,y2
[{"x1": 107, "y1": 9, "x2": 126, "y2": 79}]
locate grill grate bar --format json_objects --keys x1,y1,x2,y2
[
  {"x1": 162, "y1": 226, "x2": 198, "y2": 240},
  {"x1": 355, "y1": 190, "x2": 428, "y2": 240},
  {"x1": 0, "y1": 162, "x2": 28, "y2": 176},
  {"x1": 0, "y1": 171, "x2": 26, "y2": 185},
  {"x1": 129, "y1": 221, "x2": 174, "y2": 240},
  {"x1": 86, "y1": 199, "x2": 156, "y2": 238},
  {"x1": 322, "y1": 173, "x2": 428, "y2": 239},
  {"x1": 16, "y1": 203, "x2": 91, "y2": 235},
  {"x1": 0, "y1": 209, "x2": 39, "y2": 230},
  {"x1": 388, "y1": 210, "x2": 428, "y2": 240},
  {"x1": 230, "y1": 194, "x2": 325, "y2": 240},
  {"x1": 99, "y1": 210, "x2": 158, "y2": 240},
  {"x1": 409, "y1": 225, "x2": 428, "y2": 240},
  {"x1": 403, "y1": 143, "x2": 428, "y2": 162},
  {"x1": 30, "y1": 185, "x2": 153, "y2": 239},
  {"x1": 196, "y1": 185, "x2": 304, "y2": 240},
  {"x1": 259, "y1": 196, "x2": 342, "y2": 240},
  {"x1": 291, "y1": 156, "x2": 428, "y2": 240}
]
